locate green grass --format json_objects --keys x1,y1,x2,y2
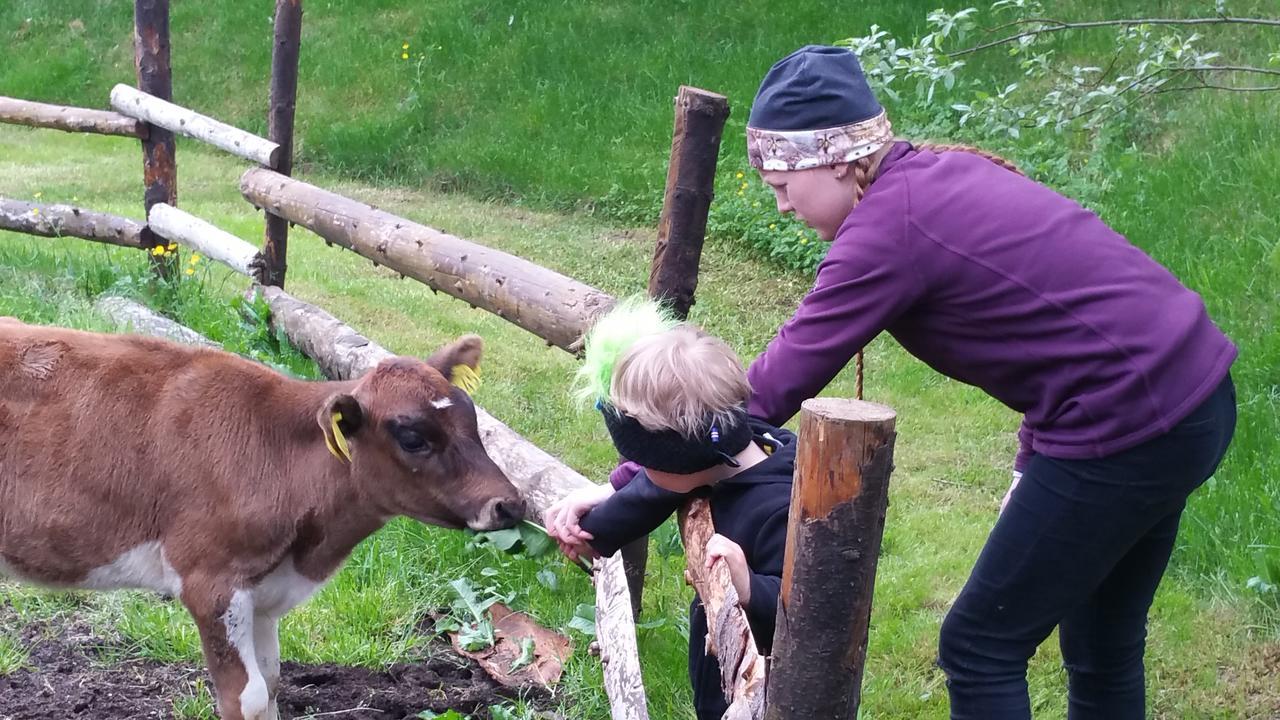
[{"x1": 1, "y1": 124, "x2": 1277, "y2": 718}]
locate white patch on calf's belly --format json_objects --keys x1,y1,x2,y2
[
  {"x1": 251, "y1": 559, "x2": 323, "y2": 616},
  {"x1": 82, "y1": 542, "x2": 184, "y2": 597}
]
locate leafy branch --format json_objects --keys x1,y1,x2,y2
[{"x1": 950, "y1": 15, "x2": 1280, "y2": 58}]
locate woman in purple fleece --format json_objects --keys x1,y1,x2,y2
[{"x1": 743, "y1": 45, "x2": 1236, "y2": 719}]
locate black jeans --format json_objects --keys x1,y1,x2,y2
[{"x1": 937, "y1": 374, "x2": 1236, "y2": 719}]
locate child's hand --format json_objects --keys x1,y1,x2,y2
[
  {"x1": 705, "y1": 534, "x2": 751, "y2": 606},
  {"x1": 546, "y1": 484, "x2": 613, "y2": 562}
]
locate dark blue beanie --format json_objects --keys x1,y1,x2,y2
[{"x1": 748, "y1": 45, "x2": 882, "y2": 131}]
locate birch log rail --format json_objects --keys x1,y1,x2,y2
[
  {"x1": 240, "y1": 168, "x2": 616, "y2": 353},
  {"x1": 110, "y1": 84, "x2": 282, "y2": 168},
  {"x1": 253, "y1": 285, "x2": 650, "y2": 720},
  {"x1": 148, "y1": 203, "x2": 265, "y2": 279},
  {"x1": 0, "y1": 198, "x2": 146, "y2": 249},
  {"x1": 0, "y1": 96, "x2": 147, "y2": 138}
]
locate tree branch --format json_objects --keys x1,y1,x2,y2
[{"x1": 950, "y1": 16, "x2": 1280, "y2": 58}]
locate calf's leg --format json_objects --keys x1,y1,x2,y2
[{"x1": 185, "y1": 584, "x2": 274, "y2": 720}]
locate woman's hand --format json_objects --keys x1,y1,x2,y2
[
  {"x1": 545, "y1": 484, "x2": 613, "y2": 562},
  {"x1": 705, "y1": 534, "x2": 751, "y2": 606},
  {"x1": 1000, "y1": 470, "x2": 1023, "y2": 514}
]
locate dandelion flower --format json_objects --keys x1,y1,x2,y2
[
  {"x1": 735, "y1": 171, "x2": 744, "y2": 179},
  {"x1": 769, "y1": 223, "x2": 776, "y2": 230},
  {"x1": 33, "y1": 192, "x2": 42, "y2": 199},
  {"x1": 402, "y1": 42, "x2": 410, "y2": 49},
  {"x1": 152, "y1": 246, "x2": 165, "y2": 256},
  {"x1": 401, "y1": 52, "x2": 409, "y2": 60},
  {"x1": 185, "y1": 267, "x2": 195, "y2": 276}
]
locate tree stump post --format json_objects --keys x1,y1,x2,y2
[
  {"x1": 262, "y1": 0, "x2": 303, "y2": 287},
  {"x1": 133, "y1": 0, "x2": 176, "y2": 277},
  {"x1": 764, "y1": 398, "x2": 897, "y2": 720},
  {"x1": 619, "y1": 85, "x2": 731, "y2": 620}
]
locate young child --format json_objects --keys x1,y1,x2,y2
[{"x1": 545, "y1": 300, "x2": 794, "y2": 720}]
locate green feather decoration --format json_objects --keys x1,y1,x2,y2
[{"x1": 575, "y1": 296, "x2": 678, "y2": 406}]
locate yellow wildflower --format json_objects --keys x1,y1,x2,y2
[
  {"x1": 167, "y1": 242, "x2": 177, "y2": 251},
  {"x1": 402, "y1": 41, "x2": 410, "y2": 49},
  {"x1": 769, "y1": 223, "x2": 777, "y2": 230},
  {"x1": 401, "y1": 52, "x2": 409, "y2": 60},
  {"x1": 735, "y1": 171, "x2": 744, "y2": 179},
  {"x1": 33, "y1": 191, "x2": 42, "y2": 199},
  {"x1": 737, "y1": 190, "x2": 744, "y2": 196},
  {"x1": 152, "y1": 245, "x2": 165, "y2": 256},
  {"x1": 184, "y1": 267, "x2": 195, "y2": 276}
]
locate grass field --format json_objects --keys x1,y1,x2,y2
[{"x1": 1, "y1": 0, "x2": 1278, "y2": 717}]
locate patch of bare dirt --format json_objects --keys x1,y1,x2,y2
[{"x1": 0, "y1": 613, "x2": 546, "y2": 719}]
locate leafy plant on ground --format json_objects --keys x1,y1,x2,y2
[{"x1": 434, "y1": 578, "x2": 511, "y2": 652}]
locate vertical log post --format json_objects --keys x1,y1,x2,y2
[
  {"x1": 618, "y1": 85, "x2": 731, "y2": 619},
  {"x1": 134, "y1": 0, "x2": 176, "y2": 277},
  {"x1": 764, "y1": 399, "x2": 897, "y2": 720},
  {"x1": 648, "y1": 85, "x2": 730, "y2": 317},
  {"x1": 261, "y1": 0, "x2": 303, "y2": 288}
]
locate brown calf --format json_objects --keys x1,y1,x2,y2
[{"x1": 0, "y1": 319, "x2": 525, "y2": 720}]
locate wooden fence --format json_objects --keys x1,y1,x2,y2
[{"x1": 0, "y1": 2, "x2": 899, "y2": 718}]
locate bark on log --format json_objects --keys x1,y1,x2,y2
[
  {"x1": 111, "y1": 84, "x2": 282, "y2": 168},
  {"x1": 133, "y1": 0, "x2": 177, "y2": 277},
  {"x1": 648, "y1": 86, "x2": 728, "y2": 318},
  {"x1": 0, "y1": 198, "x2": 145, "y2": 248},
  {"x1": 679, "y1": 499, "x2": 767, "y2": 720},
  {"x1": 764, "y1": 399, "x2": 897, "y2": 720},
  {"x1": 252, "y1": 285, "x2": 650, "y2": 720},
  {"x1": 261, "y1": 0, "x2": 304, "y2": 288},
  {"x1": 94, "y1": 296, "x2": 219, "y2": 348},
  {"x1": 148, "y1": 203, "x2": 265, "y2": 280},
  {"x1": 0, "y1": 96, "x2": 147, "y2": 138},
  {"x1": 240, "y1": 169, "x2": 616, "y2": 353}
]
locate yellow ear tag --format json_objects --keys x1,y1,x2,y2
[
  {"x1": 328, "y1": 411, "x2": 352, "y2": 463},
  {"x1": 451, "y1": 363, "x2": 481, "y2": 395}
]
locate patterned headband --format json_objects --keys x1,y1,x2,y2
[{"x1": 746, "y1": 110, "x2": 893, "y2": 171}]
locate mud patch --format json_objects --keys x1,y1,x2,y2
[{"x1": 0, "y1": 615, "x2": 547, "y2": 719}]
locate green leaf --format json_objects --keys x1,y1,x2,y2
[
  {"x1": 518, "y1": 523, "x2": 556, "y2": 557},
  {"x1": 566, "y1": 603, "x2": 597, "y2": 637},
  {"x1": 417, "y1": 710, "x2": 466, "y2": 720},
  {"x1": 479, "y1": 527, "x2": 522, "y2": 551},
  {"x1": 509, "y1": 636, "x2": 537, "y2": 673},
  {"x1": 536, "y1": 567, "x2": 558, "y2": 590}
]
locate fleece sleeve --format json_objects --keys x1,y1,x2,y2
[
  {"x1": 747, "y1": 180, "x2": 926, "y2": 426},
  {"x1": 578, "y1": 470, "x2": 687, "y2": 558}
]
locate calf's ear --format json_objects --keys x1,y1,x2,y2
[
  {"x1": 424, "y1": 334, "x2": 484, "y2": 395},
  {"x1": 316, "y1": 393, "x2": 364, "y2": 463}
]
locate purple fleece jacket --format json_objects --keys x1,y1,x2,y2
[{"x1": 747, "y1": 142, "x2": 1237, "y2": 469}]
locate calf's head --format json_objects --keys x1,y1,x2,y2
[{"x1": 317, "y1": 335, "x2": 525, "y2": 531}]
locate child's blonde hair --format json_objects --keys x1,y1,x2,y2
[{"x1": 609, "y1": 324, "x2": 751, "y2": 439}]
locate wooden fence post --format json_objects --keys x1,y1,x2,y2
[
  {"x1": 648, "y1": 85, "x2": 730, "y2": 316},
  {"x1": 618, "y1": 85, "x2": 731, "y2": 619},
  {"x1": 262, "y1": 0, "x2": 303, "y2": 287},
  {"x1": 764, "y1": 398, "x2": 896, "y2": 720},
  {"x1": 134, "y1": 0, "x2": 176, "y2": 276}
]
